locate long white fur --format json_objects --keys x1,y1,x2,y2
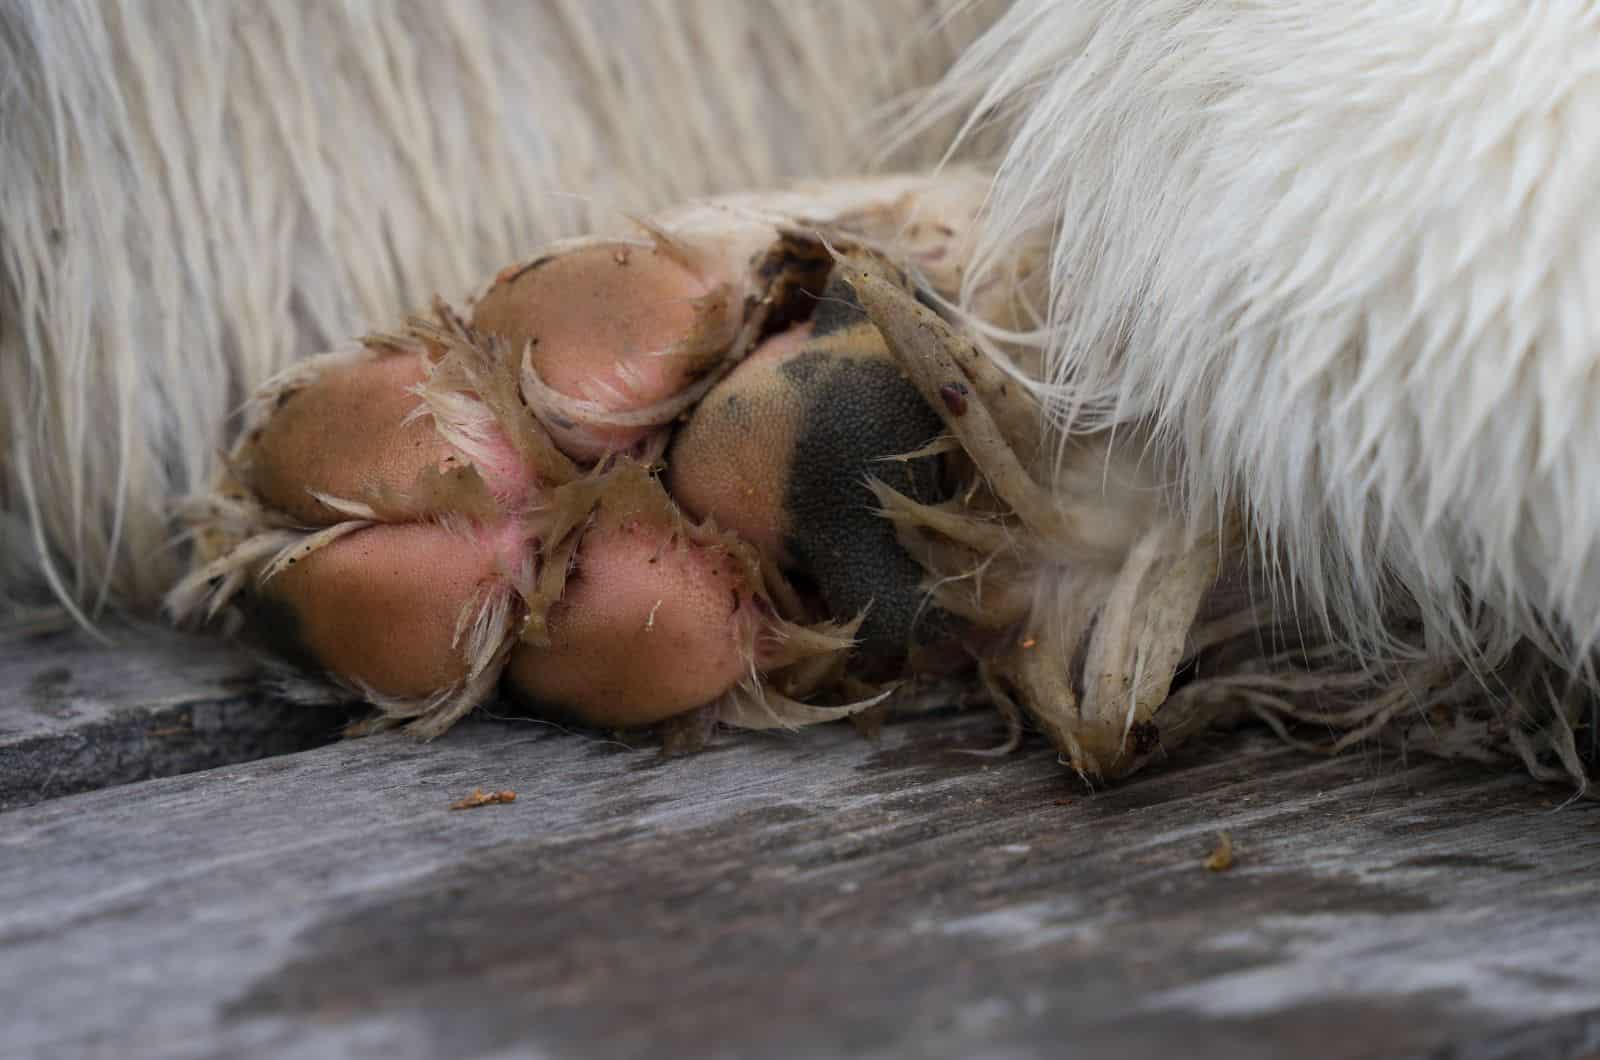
[
  {"x1": 907, "y1": 0, "x2": 1600, "y2": 675},
  {"x1": 0, "y1": 0, "x2": 996, "y2": 624}
]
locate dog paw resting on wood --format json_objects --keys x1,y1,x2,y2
[{"x1": 169, "y1": 173, "x2": 1537, "y2": 785}]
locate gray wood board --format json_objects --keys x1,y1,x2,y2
[
  {"x1": 0, "y1": 626, "x2": 344, "y2": 810},
  {"x1": 4, "y1": 710, "x2": 1599, "y2": 1060}
]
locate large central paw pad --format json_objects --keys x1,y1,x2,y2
[
  {"x1": 172, "y1": 179, "x2": 994, "y2": 739},
  {"x1": 669, "y1": 276, "x2": 955, "y2": 664}
]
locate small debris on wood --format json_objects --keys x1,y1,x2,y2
[
  {"x1": 449, "y1": 788, "x2": 517, "y2": 811},
  {"x1": 1203, "y1": 832, "x2": 1235, "y2": 872}
]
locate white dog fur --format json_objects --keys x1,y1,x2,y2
[
  {"x1": 4, "y1": 1, "x2": 1597, "y2": 781},
  {"x1": 911, "y1": 0, "x2": 1600, "y2": 678}
]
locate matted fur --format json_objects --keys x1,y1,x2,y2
[{"x1": 0, "y1": 0, "x2": 999, "y2": 625}]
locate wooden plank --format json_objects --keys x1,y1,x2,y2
[
  {"x1": 4, "y1": 709, "x2": 1598, "y2": 1060},
  {"x1": 0, "y1": 625, "x2": 344, "y2": 810}
]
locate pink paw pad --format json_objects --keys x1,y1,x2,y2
[
  {"x1": 505, "y1": 518, "x2": 758, "y2": 727},
  {"x1": 474, "y1": 240, "x2": 734, "y2": 461}
]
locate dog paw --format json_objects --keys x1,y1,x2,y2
[
  {"x1": 171, "y1": 178, "x2": 999, "y2": 738},
  {"x1": 172, "y1": 172, "x2": 1287, "y2": 786}
]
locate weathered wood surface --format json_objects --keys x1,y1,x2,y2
[
  {"x1": 5, "y1": 697, "x2": 1600, "y2": 1060},
  {"x1": 0, "y1": 626, "x2": 342, "y2": 810}
]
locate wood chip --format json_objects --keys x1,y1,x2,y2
[
  {"x1": 1203, "y1": 832, "x2": 1235, "y2": 872},
  {"x1": 449, "y1": 788, "x2": 517, "y2": 811}
]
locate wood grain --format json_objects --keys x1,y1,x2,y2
[
  {"x1": 4, "y1": 698, "x2": 1598, "y2": 1059},
  {"x1": 0, "y1": 626, "x2": 344, "y2": 810}
]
